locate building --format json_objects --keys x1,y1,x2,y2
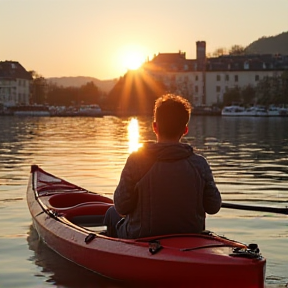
[
  {"x1": 143, "y1": 42, "x2": 288, "y2": 106},
  {"x1": 0, "y1": 61, "x2": 32, "y2": 107},
  {"x1": 205, "y1": 53, "x2": 287, "y2": 105}
]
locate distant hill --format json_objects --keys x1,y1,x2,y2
[
  {"x1": 245, "y1": 31, "x2": 288, "y2": 55},
  {"x1": 47, "y1": 76, "x2": 118, "y2": 93}
]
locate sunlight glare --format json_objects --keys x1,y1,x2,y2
[
  {"x1": 121, "y1": 46, "x2": 146, "y2": 71},
  {"x1": 128, "y1": 118, "x2": 143, "y2": 153}
]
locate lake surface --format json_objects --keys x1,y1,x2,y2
[{"x1": 0, "y1": 115, "x2": 287, "y2": 288}]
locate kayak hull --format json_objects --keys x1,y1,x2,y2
[{"x1": 27, "y1": 165, "x2": 266, "y2": 287}]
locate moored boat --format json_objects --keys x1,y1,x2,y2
[
  {"x1": 7, "y1": 105, "x2": 51, "y2": 116},
  {"x1": 50, "y1": 104, "x2": 103, "y2": 117},
  {"x1": 244, "y1": 106, "x2": 268, "y2": 116},
  {"x1": 27, "y1": 165, "x2": 266, "y2": 287},
  {"x1": 221, "y1": 105, "x2": 246, "y2": 116},
  {"x1": 222, "y1": 104, "x2": 288, "y2": 117},
  {"x1": 78, "y1": 104, "x2": 102, "y2": 116},
  {"x1": 267, "y1": 105, "x2": 288, "y2": 116},
  {"x1": 191, "y1": 105, "x2": 221, "y2": 116}
]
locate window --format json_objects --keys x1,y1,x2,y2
[
  {"x1": 216, "y1": 86, "x2": 221, "y2": 92},
  {"x1": 195, "y1": 75, "x2": 198, "y2": 81},
  {"x1": 234, "y1": 75, "x2": 238, "y2": 82},
  {"x1": 255, "y1": 75, "x2": 259, "y2": 81},
  {"x1": 195, "y1": 85, "x2": 198, "y2": 93},
  {"x1": 216, "y1": 75, "x2": 221, "y2": 81},
  {"x1": 225, "y1": 75, "x2": 229, "y2": 81}
]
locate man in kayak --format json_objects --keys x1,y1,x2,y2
[{"x1": 104, "y1": 94, "x2": 222, "y2": 238}]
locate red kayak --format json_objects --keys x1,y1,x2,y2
[{"x1": 27, "y1": 165, "x2": 266, "y2": 288}]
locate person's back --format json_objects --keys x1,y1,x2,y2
[
  {"x1": 104, "y1": 94, "x2": 221, "y2": 238},
  {"x1": 116, "y1": 142, "x2": 209, "y2": 238}
]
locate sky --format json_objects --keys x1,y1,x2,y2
[{"x1": 1, "y1": 0, "x2": 287, "y2": 80}]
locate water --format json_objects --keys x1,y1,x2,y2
[{"x1": 0, "y1": 115, "x2": 287, "y2": 288}]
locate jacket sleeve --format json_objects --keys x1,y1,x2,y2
[
  {"x1": 201, "y1": 158, "x2": 222, "y2": 214},
  {"x1": 114, "y1": 155, "x2": 138, "y2": 215}
]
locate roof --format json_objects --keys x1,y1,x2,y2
[
  {"x1": 0, "y1": 61, "x2": 32, "y2": 80},
  {"x1": 144, "y1": 52, "x2": 190, "y2": 72},
  {"x1": 151, "y1": 52, "x2": 187, "y2": 64},
  {"x1": 207, "y1": 54, "x2": 288, "y2": 71},
  {"x1": 146, "y1": 51, "x2": 288, "y2": 72}
]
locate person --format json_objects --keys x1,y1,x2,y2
[{"x1": 103, "y1": 94, "x2": 221, "y2": 238}]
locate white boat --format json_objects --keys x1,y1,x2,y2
[
  {"x1": 50, "y1": 105, "x2": 103, "y2": 117},
  {"x1": 243, "y1": 106, "x2": 268, "y2": 117},
  {"x1": 221, "y1": 105, "x2": 246, "y2": 116},
  {"x1": 222, "y1": 105, "x2": 268, "y2": 117},
  {"x1": 9, "y1": 105, "x2": 51, "y2": 116},
  {"x1": 78, "y1": 104, "x2": 102, "y2": 116},
  {"x1": 267, "y1": 105, "x2": 288, "y2": 117}
]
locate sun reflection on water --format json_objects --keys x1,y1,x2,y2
[{"x1": 128, "y1": 118, "x2": 143, "y2": 153}]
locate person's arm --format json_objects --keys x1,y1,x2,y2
[
  {"x1": 114, "y1": 155, "x2": 138, "y2": 216},
  {"x1": 201, "y1": 158, "x2": 222, "y2": 214}
]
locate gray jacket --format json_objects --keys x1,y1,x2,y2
[{"x1": 114, "y1": 142, "x2": 221, "y2": 239}]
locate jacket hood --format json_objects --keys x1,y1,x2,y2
[{"x1": 141, "y1": 142, "x2": 193, "y2": 161}]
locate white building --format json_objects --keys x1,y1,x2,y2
[
  {"x1": 144, "y1": 42, "x2": 288, "y2": 106},
  {"x1": 0, "y1": 61, "x2": 32, "y2": 106},
  {"x1": 205, "y1": 70, "x2": 283, "y2": 105}
]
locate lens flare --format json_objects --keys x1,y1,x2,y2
[{"x1": 128, "y1": 118, "x2": 143, "y2": 153}]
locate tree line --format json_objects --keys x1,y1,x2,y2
[
  {"x1": 222, "y1": 71, "x2": 288, "y2": 107},
  {"x1": 208, "y1": 45, "x2": 247, "y2": 57},
  {"x1": 30, "y1": 71, "x2": 105, "y2": 107},
  {"x1": 30, "y1": 70, "x2": 165, "y2": 114}
]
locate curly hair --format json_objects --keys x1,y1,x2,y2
[{"x1": 154, "y1": 94, "x2": 192, "y2": 139}]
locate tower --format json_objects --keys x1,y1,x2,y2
[
  {"x1": 196, "y1": 41, "x2": 206, "y2": 62},
  {"x1": 196, "y1": 41, "x2": 207, "y2": 105}
]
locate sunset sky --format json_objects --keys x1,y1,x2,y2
[{"x1": 1, "y1": 0, "x2": 287, "y2": 80}]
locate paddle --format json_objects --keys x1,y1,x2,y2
[{"x1": 221, "y1": 202, "x2": 288, "y2": 215}]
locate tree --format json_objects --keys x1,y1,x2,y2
[
  {"x1": 222, "y1": 87, "x2": 241, "y2": 106},
  {"x1": 29, "y1": 71, "x2": 47, "y2": 104},
  {"x1": 241, "y1": 85, "x2": 256, "y2": 104},
  {"x1": 45, "y1": 81, "x2": 104, "y2": 107},
  {"x1": 229, "y1": 45, "x2": 246, "y2": 55},
  {"x1": 280, "y1": 71, "x2": 288, "y2": 104},
  {"x1": 45, "y1": 83, "x2": 78, "y2": 106},
  {"x1": 212, "y1": 47, "x2": 227, "y2": 57},
  {"x1": 78, "y1": 81, "x2": 100, "y2": 104},
  {"x1": 255, "y1": 73, "x2": 288, "y2": 105}
]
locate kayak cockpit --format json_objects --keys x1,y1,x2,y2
[{"x1": 39, "y1": 192, "x2": 113, "y2": 231}]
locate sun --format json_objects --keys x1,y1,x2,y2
[
  {"x1": 123, "y1": 51, "x2": 145, "y2": 70},
  {"x1": 121, "y1": 46, "x2": 146, "y2": 71}
]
